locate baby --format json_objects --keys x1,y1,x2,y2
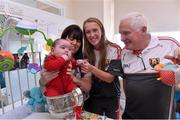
[{"x1": 43, "y1": 38, "x2": 83, "y2": 97}]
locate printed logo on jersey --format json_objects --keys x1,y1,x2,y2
[
  {"x1": 149, "y1": 58, "x2": 160, "y2": 68},
  {"x1": 123, "y1": 63, "x2": 130, "y2": 69}
]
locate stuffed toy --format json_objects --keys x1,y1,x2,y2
[
  {"x1": 23, "y1": 87, "x2": 48, "y2": 112},
  {"x1": 154, "y1": 61, "x2": 180, "y2": 87}
]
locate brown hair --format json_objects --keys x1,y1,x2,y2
[
  {"x1": 52, "y1": 38, "x2": 62, "y2": 47},
  {"x1": 83, "y1": 17, "x2": 107, "y2": 71}
]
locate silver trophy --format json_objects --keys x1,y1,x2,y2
[{"x1": 46, "y1": 87, "x2": 84, "y2": 119}]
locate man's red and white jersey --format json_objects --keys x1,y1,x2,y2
[{"x1": 121, "y1": 35, "x2": 180, "y2": 74}]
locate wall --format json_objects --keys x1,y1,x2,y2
[
  {"x1": 53, "y1": 0, "x2": 180, "y2": 41},
  {"x1": 114, "y1": 0, "x2": 180, "y2": 33},
  {"x1": 51, "y1": 0, "x2": 74, "y2": 19},
  {"x1": 13, "y1": 0, "x2": 180, "y2": 41},
  {"x1": 71, "y1": 0, "x2": 104, "y2": 27},
  {"x1": 52, "y1": 0, "x2": 104, "y2": 27}
]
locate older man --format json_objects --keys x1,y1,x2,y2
[{"x1": 117, "y1": 12, "x2": 180, "y2": 119}]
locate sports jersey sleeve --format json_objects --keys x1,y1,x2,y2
[
  {"x1": 107, "y1": 59, "x2": 124, "y2": 77},
  {"x1": 108, "y1": 46, "x2": 121, "y2": 60},
  {"x1": 111, "y1": 46, "x2": 121, "y2": 60},
  {"x1": 107, "y1": 41, "x2": 121, "y2": 60}
]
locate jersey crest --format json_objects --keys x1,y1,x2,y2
[{"x1": 149, "y1": 58, "x2": 160, "y2": 68}]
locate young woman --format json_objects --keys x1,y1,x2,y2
[{"x1": 81, "y1": 17, "x2": 122, "y2": 119}]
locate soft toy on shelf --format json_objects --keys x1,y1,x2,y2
[{"x1": 23, "y1": 87, "x2": 48, "y2": 112}]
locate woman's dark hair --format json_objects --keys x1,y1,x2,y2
[{"x1": 61, "y1": 24, "x2": 83, "y2": 60}]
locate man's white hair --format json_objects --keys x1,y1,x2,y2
[{"x1": 121, "y1": 12, "x2": 148, "y2": 31}]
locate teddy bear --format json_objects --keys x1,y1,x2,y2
[{"x1": 23, "y1": 87, "x2": 48, "y2": 112}]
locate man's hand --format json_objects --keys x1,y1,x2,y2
[{"x1": 164, "y1": 48, "x2": 180, "y2": 64}]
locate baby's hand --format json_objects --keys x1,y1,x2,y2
[
  {"x1": 62, "y1": 54, "x2": 70, "y2": 61},
  {"x1": 67, "y1": 63, "x2": 73, "y2": 75},
  {"x1": 77, "y1": 59, "x2": 85, "y2": 65}
]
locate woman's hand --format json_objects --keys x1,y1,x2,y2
[
  {"x1": 66, "y1": 63, "x2": 79, "y2": 83},
  {"x1": 40, "y1": 68, "x2": 59, "y2": 86},
  {"x1": 66, "y1": 62, "x2": 91, "y2": 92},
  {"x1": 80, "y1": 60, "x2": 92, "y2": 73},
  {"x1": 71, "y1": 74, "x2": 79, "y2": 83}
]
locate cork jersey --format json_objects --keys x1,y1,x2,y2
[
  {"x1": 121, "y1": 35, "x2": 180, "y2": 118},
  {"x1": 90, "y1": 41, "x2": 121, "y2": 98},
  {"x1": 121, "y1": 36, "x2": 180, "y2": 73}
]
